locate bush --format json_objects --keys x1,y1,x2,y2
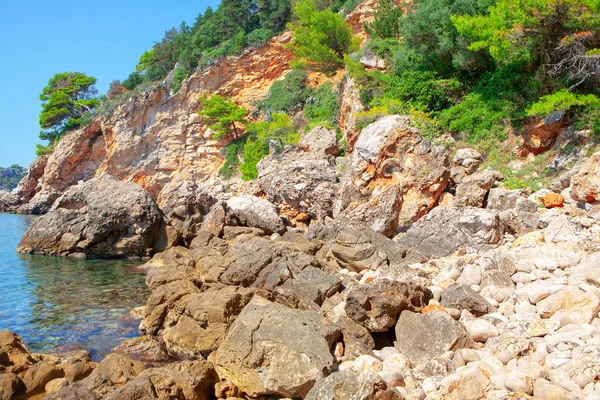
[
  {"x1": 246, "y1": 28, "x2": 276, "y2": 48},
  {"x1": 122, "y1": 72, "x2": 144, "y2": 90},
  {"x1": 171, "y1": 68, "x2": 191, "y2": 94},
  {"x1": 218, "y1": 143, "x2": 241, "y2": 180},
  {"x1": 258, "y1": 70, "x2": 313, "y2": 113},
  {"x1": 35, "y1": 143, "x2": 54, "y2": 157},
  {"x1": 526, "y1": 89, "x2": 600, "y2": 117},
  {"x1": 439, "y1": 92, "x2": 507, "y2": 145},
  {"x1": 304, "y1": 81, "x2": 339, "y2": 125}
]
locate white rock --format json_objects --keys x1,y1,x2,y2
[
  {"x1": 534, "y1": 378, "x2": 569, "y2": 400},
  {"x1": 465, "y1": 319, "x2": 500, "y2": 342},
  {"x1": 440, "y1": 366, "x2": 490, "y2": 400},
  {"x1": 505, "y1": 370, "x2": 533, "y2": 395},
  {"x1": 457, "y1": 265, "x2": 482, "y2": 286},
  {"x1": 353, "y1": 354, "x2": 383, "y2": 374}
]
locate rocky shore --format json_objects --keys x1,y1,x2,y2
[{"x1": 2, "y1": 111, "x2": 600, "y2": 399}]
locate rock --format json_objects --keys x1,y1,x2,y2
[
  {"x1": 200, "y1": 201, "x2": 226, "y2": 237},
  {"x1": 541, "y1": 193, "x2": 564, "y2": 208},
  {"x1": 43, "y1": 385, "x2": 101, "y2": 400},
  {"x1": 454, "y1": 170, "x2": 500, "y2": 207},
  {"x1": 536, "y1": 286, "x2": 600, "y2": 324},
  {"x1": 439, "y1": 365, "x2": 489, "y2": 400},
  {"x1": 300, "y1": 125, "x2": 339, "y2": 156},
  {"x1": 521, "y1": 111, "x2": 568, "y2": 155},
  {"x1": 45, "y1": 378, "x2": 69, "y2": 394},
  {"x1": 359, "y1": 53, "x2": 387, "y2": 70},
  {"x1": 453, "y1": 148, "x2": 483, "y2": 174},
  {"x1": 335, "y1": 115, "x2": 449, "y2": 236},
  {"x1": 77, "y1": 353, "x2": 146, "y2": 395},
  {"x1": 62, "y1": 360, "x2": 94, "y2": 384},
  {"x1": 441, "y1": 284, "x2": 496, "y2": 317},
  {"x1": 569, "y1": 253, "x2": 600, "y2": 287},
  {"x1": 225, "y1": 195, "x2": 285, "y2": 235},
  {"x1": 457, "y1": 265, "x2": 482, "y2": 286},
  {"x1": 464, "y1": 319, "x2": 500, "y2": 342},
  {"x1": 215, "y1": 296, "x2": 341, "y2": 398},
  {"x1": 0, "y1": 373, "x2": 24, "y2": 400},
  {"x1": 395, "y1": 207, "x2": 502, "y2": 259},
  {"x1": 104, "y1": 360, "x2": 218, "y2": 400},
  {"x1": 533, "y1": 378, "x2": 569, "y2": 400},
  {"x1": 23, "y1": 361, "x2": 64, "y2": 395},
  {"x1": 543, "y1": 215, "x2": 581, "y2": 243},
  {"x1": 111, "y1": 336, "x2": 172, "y2": 365},
  {"x1": 486, "y1": 188, "x2": 538, "y2": 213},
  {"x1": 17, "y1": 175, "x2": 162, "y2": 258},
  {"x1": 257, "y1": 146, "x2": 338, "y2": 221},
  {"x1": 0, "y1": 330, "x2": 34, "y2": 372},
  {"x1": 343, "y1": 279, "x2": 432, "y2": 332},
  {"x1": 305, "y1": 371, "x2": 402, "y2": 400},
  {"x1": 394, "y1": 310, "x2": 474, "y2": 367},
  {"x1": 338, "y1": 75, "x2": 365, "y2": 151},
  {"x1": 571, "y1": 151, "x2": 600, "y2": 203},
  {"x1": 157, "y1": 179, "x2": 218, "y2": 245},
  {"x1": 498, "y1": 208, "x2": 541, "y2": 235}
]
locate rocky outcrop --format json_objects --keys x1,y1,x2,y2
[
  {"x1": 570, "y1": 151, "x2": 600, "y2": 203},
  {"x1": 520, "y1": 111, "x2": 569, "y2": 155},
  {"x1": 225, "y1": 195, "x2": 286, "y2": 234},
  {"x1": 17, "y1": 175, "x2": 162, "y2": 258},
  {"x1": 337, "y1": 75, "x2": 364, "y2": 151},
  {"x1": 215, "y1": 296, "x2": 341, "y2": 398},
  {"x1": 335, "y1": 115, "x2": 450, "y2": 236}
]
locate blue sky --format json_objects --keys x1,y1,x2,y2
[{"x1": 0, "y1": 0, "x2": 219, "y2": 168}]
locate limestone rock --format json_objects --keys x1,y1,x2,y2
[
  {"x1": 300, "y1": 126, "x2": 339, "y2": 156},
  {"x1": 454, "y1": 170, "x2": 500, "y2": 207},
  {"x1": 441, "y1": 284, "x2": 496, "y2": 317},
  {"x1": 23, "y1": 362, "x2": 64, "y2": 395},
  {"x1": 396, "y1": 207, "x2": 502, "y2": 258},
  {"x1": 570, "y1": 151, "x2": 600, "y2": 203},
  {"x1": 335, "y1": 115, "x2": 449, "y2": 236},
  {"x1": 395, "y1": 310, "x2": 474, "y2": 367},
  {"x1": 77, "y1": 353, "x2": 146, "y2": 396},
  {"x1": 486, "y1": 188, "x2": 538, "y2": 212},
  {"x1": 0, "y1": 373, "x2": 24, "y2": 400},
  {"x1": 343, "y1": 279, "x2": 432, "y2": 332},
  {"x1": 215, "y1": 296, "x2": 341, "y2": 398},
  {"x1": 453, "y1": 148, "x2": 482, "y2": 175},
  {"x1": 521, "y1": 111, "x2": 568, "y2": 155},
  {"x1": 226, "y1": 195, "x2": 285, "y2": 235},
  {"x1": 305, "y1": 371, "x2": 402, "y2": 400},
  {"x1": 337, "y1": 75, "x2": 365, "y2": 151},
  {"x1": 569, "y1": 253, "x2": 600, "y2": 287},
  {"x1": 17, "y1": 175, "x2": 162, "y2": 258},
  {"x1": 536, "y1": 286, "x2": 600, "y2": 324}
]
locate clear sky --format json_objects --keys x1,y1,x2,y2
[{"x1": 0, "y1": 0, "x2": 219, "y2": 168}]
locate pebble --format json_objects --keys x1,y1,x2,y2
[{"x1": 465, "y1": 319, "x2": 500, "y2": 342}]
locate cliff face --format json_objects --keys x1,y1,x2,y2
[{"x1": 26, "y1": 33, "x2": 295, "y2": 207}]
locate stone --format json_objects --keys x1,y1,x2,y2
[
  {"x1": 17, "y1": 175, "x2": 162, "y2": 258},
  {"x1": 45, "y1": 378, "x2": 69, "y2": 393},
  {"x1": 0, "y1": 373, "x2": 24, "y2": 400},
  {"x1": 23, "y1": 361, "x2": 64, "y2": 395},
  {"x1": 533, "y1": 378, "x2": 569, "y2": 400},
  {"x1": 226, "y1": 195, "x2": 285, "y2": 235},
  {"x1": 464, "y1": 319, "x2": 500, "y2": 342},
  {"x1": 394, "y1": 311, "x2": 474, "y2": 367},
  {"x1": 300, "y1": 125, "x2": 339, "y2": 156},
  {"x1": 305, "y1": 371, "x2": 402, "y2": 400},
  {"x1": 343, "y1": 279, "x2": 432, "y2": 332},
  {"x1": 541, "y1": 193, "x2": 564, "y2": 208},
  {"x1": 0, "y1": 330, "x2": 34, "y2": 372},
  {"x1": 439, "y1": 365, "x2": 489, "y2": 400},
  {"x1": 62, "y1": 360, "x2": 94, "y2": 383},
  {"x1": 215, "y1": 296, "x2": 341, "y2": 398},
  {"x1": 257, "y1": 145, "x2": 338, "y2": 221},
  {"x1": 77, "y1": 353, "x2": 146, "y2": 395},
  {"x1": 335, "y1": 115, "x2": 449, "y2": 236},
  {"x1": 111, "y1": 336, "x2": 172, "y2": 365},
  {"x1": 569, "y1": 253, "x2": 600, "y2": 287},
  {"x1": 453, "y1": 148, "x2": 483, "y2": 174},
  {"x1": 395, "y1": 207, "x2": 502, "y2": 259},
  {"x1": 441, "y1": 284, "x2": 496, "y2": 317},
  {"x1": 353, "y1": 355, "x2": 383, "y2": 374},
  {"x1": 536, "y1": 286, "x2": 600, "y2": 324},
  {"x1": 571, "y1": 151, "x2": 600, "y2": 203},
  {"x1": 457, "y1": 265, "x2": 482, "y2": 286},
  {"x1": 200, "y1": 201, "x2": 226, "y2": 237},
  {"x1": 543, "y1": 215, "x2": 581, "y2": 243},
  {"x1": 521, "y1": 111, "x2": 568, "y2": 155},
  {"x1": 454, "y1": 170, "x2": 500, "y2": 207}
]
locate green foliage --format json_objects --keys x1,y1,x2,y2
[
  {"x1": 288, "y1": 0, "x2": 358, "y2": 67},
  {"x1": 246, "y1": 28, "x2": 276, "y2": 48},
  {"x1": 304, "y1": 81, "x2": 339, "y2": 125},
  {"x1": 366, "y1": 0, "x2": 402, "y2": 39},
  {"x1": 452, "y1": 0, "x2": 600, "y2": 68},
  {"x1": 439, "y1": 93, "x2": 508, "y2": 145},
  {"x1": 391, "y1": 0, "x2": 494, "y2": 79},
  {"x1": 219, "y1": 142, "x2": 241, "y2": 179},
  {"x1": 39, "y1": 72, "x2": 99, "y2": 142},
  {"x1": 171, "y1": 68, "x2": 192, "y2": 94},
  {"x1": 526, "y1": 89, "x2": 600, "y2": 116},
  {"x1": 35, "y1": 143, "x2": 54, "y2": 157},
  {"x1": 198, "y1": 94, "x2": 248, "y2": 139},
  {"x1": 240, "y1": 113, "x2": 299, "y2": 180},
  {"x1": 258, "y1": 70, "x2": 313, "y2": 113},
  {"x1": 122, "y1": 72, "x2": 144, "y2": 90},
  {"x1": 0, "y1": 166, "x2": 26, "y2": 190}
]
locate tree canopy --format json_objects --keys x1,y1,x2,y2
[
  {"x1": 39, "y1": 72, "x2": 99, "y2": 142},
  {"x1": 198, "y1": 94, "x2": 248, "y2": 138}
]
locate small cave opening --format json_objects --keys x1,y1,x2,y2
[{"x1": 371, "y1": 328, "x2": 397, "y2": 350}]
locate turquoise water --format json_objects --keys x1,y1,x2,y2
[{"x1": 0, "y1": 213, "x2": 150, "y2": 360}]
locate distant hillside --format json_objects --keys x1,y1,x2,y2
[{"x1": 0, "y1": 165, "x2": 26, "y2": 191}]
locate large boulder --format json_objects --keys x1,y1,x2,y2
[
  {"x1": 335, "y1": 115, "x2": 449, "y2": 236},
  {"x1": 305, "y1": 371, "x2": 402, "y2": 400},
  {"x1": 225, "y1": 195, "x2": 285, "y2": 235},
  {"x1": 395, "y1": 207, "x2": 502, "y2": 259},
  {"x1": 257, "y1": 143, "x2": 338, "y2": 222},
  {"x1": 453, "y1": 170, "x2": 500, "y2": 207},
  {"x1": 17, "y1": 175, "x2": 162, "y2": 258},
  {"x1": 570, "y1": 151, "x2": 600, "y2": 203},
  {"x1": 215, "y1": 296, "x2": 341, "y2": 398},
  {"x1": 441, "y1": 284, "x2": 496, "y2": 317},
  {"x1": 395, "y1": 310, "x2": 474, "y2": 367}
]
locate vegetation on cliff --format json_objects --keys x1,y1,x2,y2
[{"x1": 0, "y1": 165, "x2": 26, "y2": 191}]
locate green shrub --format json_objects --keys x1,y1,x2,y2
[
  {"x1": 171, "y1": 68, "x2": 191, "y2": 94},
  {"x1": 35, "y1": 143, "x2": 54, "y2": 157},
  {"x1": 240, "y1": 113, "x2": 299, "y2": 180},
  {"x1": 246, "y1": 28, "x2": 276, "y2": 48},
  {"x1": 439, "y1": 92, "x2": 507, "y2": 145},
  {"x1": 218, "y1": 143, "x2": 241, "y2": 180},
  {"x1": 259, "y1": 70, "x2": 313, "y2": 113},
  {"x1": 304, "y1": 81, "x2": 339, "y2": 125},
  {"x1": 365, "y1": 0, "x2": 402, "y2": 39},
  {"x1": 526, "y1": 89, "x2": 600, "y2": 117}
]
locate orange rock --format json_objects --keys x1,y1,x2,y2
[
  {"x1": 541, "y1": 193, "x2": 564, "y2": 209},
  {"x1": 295, "y1": 212, "x2": 310, "y2": 222},
  {"x1": 422, "y1": 304, "x2": 448, "y2": 315}
]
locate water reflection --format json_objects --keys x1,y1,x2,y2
[{"x1": 0, "y1": 213, "x2": 149, "y2": 360}]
